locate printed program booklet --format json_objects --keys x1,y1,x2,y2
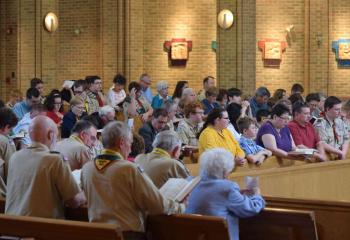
[{"x1": 159, "y1": 176, "x2": 201, "y2": 202}]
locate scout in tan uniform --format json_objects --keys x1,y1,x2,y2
[
  {"x1": 0, "y1": 107, "x2": 18, "y2": 182},
  {"x1": 55, "y1": 120, "x2": 97, "y2": 171},
  {"x1": 5, "y1": 116, "x2": 86, "y2": 218},
  {"x1": 81, "y1": 121, "x2": 185, "y2": 239},
  {"x1": 85, "y1": 76, "x2": 104, "y2": 115},
  {"x1": 135, "y1": 130, "x2": 189, "y2": 188},
  {"x1": 314, "y1": 96, "x2": 349, "y2": 159},
  {"x1": 176, "y1": 101, "x2": 204, "y2": 146}
]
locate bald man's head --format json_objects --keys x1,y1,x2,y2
[{"x1": 29, "y1": 116, "x2": 58, "y2": 149}]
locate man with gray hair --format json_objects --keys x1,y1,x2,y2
[
  {"x1": 135, "y1": 130, "x2": 190, "y2": 188},
  {"x1": 55, "y1": 120, "x2": 97, "y2": 171},
  {"x1": 81, "y1": 121, "x2": 185, "y2": 239},
  {"x1": 249, "y1": 86, "x2": 271, "y2": 118},
  {"x1": 151, "y1": 80, "x2": 172, "y2": 109},
  {"x1": 83, "y1": 105, "x2": 115, "y2": 129},
  {"x1": 6, "y1": 116, "x2": 85, "y2": 218}
]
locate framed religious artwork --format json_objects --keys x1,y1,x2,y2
[
  {"x1": 258, "y1": 39, "x2": 287, "y2": 67},
  {"x1": 333, "y1": 39, "x2": 350, "y2": 67},
  {"x1": 164, "y1": 38, "x2": 192, "y2": 66}
]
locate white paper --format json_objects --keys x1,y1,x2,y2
[
  {"x1": 245, "y1": 176, "x2": 259, "y2": 190},
  {"x1": 63, "y1": 80, "x2": 75, "y2": 89},
  {"x1": 72, "y1": 169, "x2": 82, "y2": 186}
]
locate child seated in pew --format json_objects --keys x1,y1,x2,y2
[{"x1": 237, "y1": 117, "x2": 272, "y2": 165}]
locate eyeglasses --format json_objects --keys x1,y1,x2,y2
[
  {"x1": 194, "y1": 111, "x2": 204, "y2": 115},
  {"x1": 278, "y1": 115, "x2": 291, "y2": 121},
  {"x1": 54, "y1": 102, "x2": 62, "y2": 105}
]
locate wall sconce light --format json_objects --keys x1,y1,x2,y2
[
  {"x1": 316, "y1": 32, "x2": 323, "y2": 47},
  {"x1": 43, "y1": 12, "x2": 58, "y2": 33},
  {"x1": 217, "y1": 9, "x2": 234, "y2": 29}
]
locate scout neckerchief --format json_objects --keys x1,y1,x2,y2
[
  {"x1": 324, "y1": 116, "x2": 340, "y2": 144},
  {"x1": 94, "y1": 149, "x2": 123, "y2": 172},
  {"x1": 152, "y1": 148, "x2": 171, "y2": 158},
  {"x1": 70, "y1": 135, "x2": 85, "y2": 145}
]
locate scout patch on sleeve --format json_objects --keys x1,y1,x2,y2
[{"x1": 94, "y1": 159, "x2": 113, "y2": 171}]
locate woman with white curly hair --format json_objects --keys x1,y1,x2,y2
[
  {"x1": 185, "y1": 148, "x2": 265, "y2": 240},
  {"x1": 151, "y1": 81, "x2": 172, "y2": 110}
]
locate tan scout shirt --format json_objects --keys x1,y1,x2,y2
[
  {"x1": 85, "y1": 91, "x2": 100, "y2": 115},
  {"x1": 81, "y1": 149, "x2": 185, "y2": 232},
  {"x1": 314, "y1": 116, "x2": 349, "y2": 149},
  {"x1": 55, "y1": 135, "x2": 93, "y2": 171},
  {"x1": 176, "y1": 118, "x2": 202, "y2": 146},
  {"x1": 0, "y1": 133, "x2": 16, "y2": 179},
  {"x1": 135, "y1": 148, "x2": 190, "y2": 188},
  {"x1": 5, "y1": 142, "x2": 81, "y2": 218}
]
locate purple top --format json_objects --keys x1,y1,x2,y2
[{"x1": 256, "y1": 121, "x2": 292, "y2": 152}]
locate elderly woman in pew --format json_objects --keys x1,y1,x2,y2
[
  {"x1": 186, "y1": 148, "x2": 265, "y2": 240},
  {"x1": 256, "y1": 103, "x2": 300, "y2": 159},
  {"x1": 198, "y1": 108, "x2": 246, "y2": 166}
]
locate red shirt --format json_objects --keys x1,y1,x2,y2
[
  {"x1": 288, "y1": 120, "x2": 320, "y2": 148},
  {"x1": 47, "y1": 111, "x2": 63, "y2": 125}
]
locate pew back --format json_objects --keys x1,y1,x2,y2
[
  {"x1": 265, "y1": 196, "x2": 350, "y2": 240},
  {"x1": 186, "y1": 156, "x2": 307, "y2": 176},
  {"x1": 230, "y1": 159, "x2": 350, "y2": 202},
  {"x1": 240, "y1": 207, "x2": 318, "y2": 240},
  {"x1": 0, "y1": 214, "x2": 121, "y2": 240},
  {"x1": 147, "y1": 214, "x2": 230, "y2": 240}
]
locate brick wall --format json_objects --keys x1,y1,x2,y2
[
  {"x1": 255, "y1": 0, "x2": 306, "y2": 96},
  {"x1": 329, "y1": 0, "x2": 350, "y2": 97},
  {"x1": 141, "y1": 0, "x2": 217, "y2": 94},
  {"x1": 2, "y1": 0, "x2": 350, "y2": 101}
]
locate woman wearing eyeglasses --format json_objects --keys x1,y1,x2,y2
[
  {"x1": 256, "y1": 103, "x2": 298, "y2": 158},
  {"x1": 198, "y1": 108, "x2": 246, "y2": 166},
  {"x1": 44, "y1": 91, "x2": 63, "y2": 126},
  {"x1": 61, "y1": 97, "x2": 86, "y2": 138}
]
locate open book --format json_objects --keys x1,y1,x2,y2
[
  {"x1": 289, "y1": 148, "x2": 317, "y2": 156},
  {"x1": 159, "y1": 176, "x2": 201, "y2": 202}
]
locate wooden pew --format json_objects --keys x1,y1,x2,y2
[
  {"x1": 147, "y1": 208, "x2": 317, "y2": 240},
  {"x1": 265, "y1": 196, "x2": 350, "y2": 240},
  {"x1": 186, "y1": 156, "x2": 308, "y2": 176},
  {"x1": 0, "y1": 214, "x2": 121, "y2": 240},
  {"x1": 147, "y1": 214, "x2": 230, "y2": 240},
  {"x1": 229, "y1": 159, "x2": 350, "y2": 202},
  {"x1": 240, "y1": 207, "x2": 318, "y2": 240}
]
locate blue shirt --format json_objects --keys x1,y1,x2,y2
[
  {"x1": 201, "y1": 99, "x2": 221, "y2": 115},
  {"x1": 141, "y1": 87, "x2": 153, "y2": 104},
  {"x1": 249, "y1": 98, "x2": 269, "y2": 118},
  {"x1": 186, "y1": 177, "x2": 265, "y2": 240},
  {"x1": 151, "y1": 95, "x2": 172, "y2": 109},
  {"x1": 12, "y1": 100, "x2": 30, "y2": 120},
  {"x1": 239, "y1": 135, "x2": 265, "y2": 155},
  {"x1": 12, "y1": 112, "x2": 32, "y2": 146}
]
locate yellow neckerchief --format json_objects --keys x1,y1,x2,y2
[
  {"x1": 152, "y1": 148, "x2": 171, "y2": 158},
  {"x1": 94, "y1": 149, "x2": 123, "y2": 172},
  {"x1": 70, "y1": 135, "x2": 84, "y2": 145},
  {"x1": 101, "y1": 149, "x2": 124, "y2": 158}
]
